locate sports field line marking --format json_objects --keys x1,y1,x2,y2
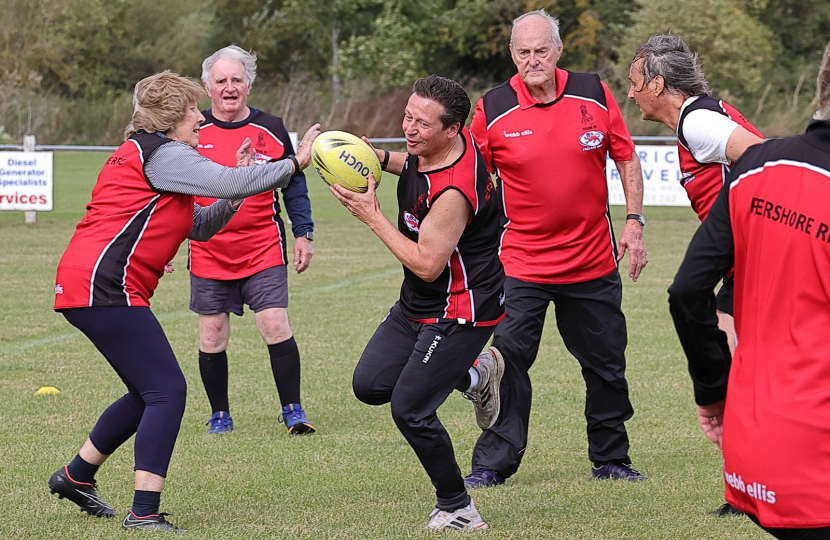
[{"x1": 0, "y1": 268, "x2": 400, "y2": 355}]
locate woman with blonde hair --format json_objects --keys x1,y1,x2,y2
[{"x1": 47, "y1": 70, "x2": 319, "y2": 532}]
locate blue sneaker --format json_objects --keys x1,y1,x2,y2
[
  {"x1": 279, "y1": 403, "x2": 315, "y2": 435},
  {"x1": 206, "y1": 411, "x2": 233, "y2": 434},
  {"x1": 463, "y1": 468, "x2": 506, "y2": 489},
  {"x1": 591, "y1": 461, "x2": 647, "y2": 481}
]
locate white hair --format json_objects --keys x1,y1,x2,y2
[
  {"x1": 201, "y1": 45, "x2": 257, "y2": 89},
  {"x1": 511, "y1": 9, "x2": 561, "y2": 48}
]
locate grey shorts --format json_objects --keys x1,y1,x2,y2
[{"x1": 189, "y1": 265, "x2": 288, "y2": 316}]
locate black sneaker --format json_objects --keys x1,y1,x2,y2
[
  {"x1": 463, "y1": 468, "x2": 506, "y2": 489},
  {"x1": 591, "y1": 461, "x2": 647, "y2": 481},
  {"x1": 709, "y1": 503, "x2": 745, "y2": 517},
  {"x1": 48, "y1": 466, "x2": 114, "y2": 518},
  {"x1": 122, "y1": 511, "x2": 185, "y2": 532}
]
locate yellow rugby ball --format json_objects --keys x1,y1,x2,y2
[{"x1": 311, "y1": 131, "x2": 382, "y2": 193}]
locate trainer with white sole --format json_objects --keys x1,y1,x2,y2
[{"x1": 331, "y1": 75, "x2": 505, "y2": 530}]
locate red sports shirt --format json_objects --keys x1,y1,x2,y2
[
  {"x1": 190, "y1": 109, "x2": 300, "y2": 279},
  {"x1": 55, "y1": 134, "x2": 191, "y2": 308},
  {"x1": 471, "y1": 69, "x2": 635, "y2": 284},
  {"x1": 670, "y1": 120, "x2": 830, "y2": 528}
]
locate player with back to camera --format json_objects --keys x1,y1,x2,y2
[
  {"x1": 330, "y1": 74, "x2": 506, "y2": 531},
  {"x1": 464, "y1": 9, "x2": 649, "y2": 490},
  {"x1": 48, "y1": 70, "x2": 320, "y2": 532},
  {"x1": 627, "y1": 34, "x2": 764, "y2": 518},
  {"x1": 189, "y1": 45, "x2": 316, "y2": 436},
  {"x1": 668, "y1": 40, "x2": 830, "y2": 539}
]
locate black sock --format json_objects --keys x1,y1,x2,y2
[
  {"x1": 268, "y1": 338, "x2": 301, "y2": 406},
  {"x1": 131, "y1": 490, "x2": 161, "y2": 517},
  {"x1": 199, "y1": 350, "x2": 229, "y2": 413},
  {"x1": 66, "y1": 454, "x2": 99, "y2": 484}
]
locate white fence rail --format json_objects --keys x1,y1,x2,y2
[
  {"x1": 0, "y1": 136, "x2": 677, "y2": 152},
  {"x1": 1, "y1": 136, "x2": 688, "y2": 213}
]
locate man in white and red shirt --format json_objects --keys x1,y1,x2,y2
[
  {"x1": 190, "y1": 46, "x2": 316, "y2": 435},
  {"x1": 628, "y1": 34, "x2": 763, "y2": 358},
  {"x1": 464, "y1": 9, "x2": 649, "y2": 489},
  {"x1": 669, "y1": 41, "x2": 830, "y2": 539},
  {"x1": 628, "y1": 35, "x2": 764, "y2": 517}
]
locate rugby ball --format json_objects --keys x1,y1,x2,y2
[{"x1": 311, "y1": 131, "x2": 382, "y2": 193}]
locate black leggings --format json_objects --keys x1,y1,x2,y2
[{"x1": 62, "y1": 307, "x2": 186, "y2": 477}]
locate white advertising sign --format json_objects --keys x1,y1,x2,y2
[
  {"x1": 0, "y1": 152, "x2": 54, "y2": 211},
  {"x1": 606, "y1": 145, "x2": 690, "y2": 207}
]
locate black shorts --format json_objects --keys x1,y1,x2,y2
[
  {"x1": 716, "y1": 276, "x2": 734, "y2": 316},
  {"x1": 189, "y1": 265, "x2": 288, "y2": 316}
]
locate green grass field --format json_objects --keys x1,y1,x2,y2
[{"x1": 0, "y1": 152, "x2": 765, "y2": 539}]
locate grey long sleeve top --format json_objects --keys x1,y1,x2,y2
[{"x1": 144, "y1": 140, "x2": 296, "y2": 241}]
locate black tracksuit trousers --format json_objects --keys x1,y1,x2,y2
[
  {"x1": 352, "y1": 302, "x2": 494, "y2": 511},
  {"x1": 471, "y1": 271, "x2": 634, "y2": 477}
]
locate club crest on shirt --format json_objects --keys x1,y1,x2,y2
[
  {"x1": 254, "y1": 152, "x2": 276, "y2": 165},
  {"x1": 579, "y1": 130, "x2": 604, "y2": 150},
  {"x1": 580, "y1": 104, "x2": 595, "y2": 126},
  {"x1": 404, "y1": 211, "x2": 420, "y2": 232}
]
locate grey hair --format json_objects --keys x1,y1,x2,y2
[
  {"x1": 815, "y1": 41, "x2": 830, "y2": 121},
  {"x1": 511, "y1": 10, "x2": 561, "y2": 48},
  {"x1": 201, "y1": 45, "x2": 257, "y2": 89},
  {"x1": 631, "y1": 34, "x2": 710, "y2": 97}
]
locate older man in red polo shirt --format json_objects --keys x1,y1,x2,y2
[{"x1": 464, "y1": 9, "x2": 649, "y2": 489}]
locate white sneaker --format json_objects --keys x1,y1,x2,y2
[
  {"x1": 463, "y1": 347, "x2": 505, "y2": 429},
  {"x1": 426, "y1": 501, "x2": 488, "y2": 531}
]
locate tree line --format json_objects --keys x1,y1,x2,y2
[{"x1": 2, "y1": 0, "x2": 828, "y2": 144}]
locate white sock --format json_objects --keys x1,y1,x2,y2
[{"x1": 465, "y1": 366, "x2": 480, "y2": 393}]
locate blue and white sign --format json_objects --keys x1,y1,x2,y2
[
  {"x1": 607, "y1": 145, "x2": 690, "y2": 207},
  {"x1": 0, "y1": 151, "x2": 54, "y2": 211}
]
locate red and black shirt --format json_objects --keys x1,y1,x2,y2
[
  {"x1": 397, "y1": 127, "x2": 505, "y2": 326},
  {"x1": 471, "y1": 68, "x2": 636, "y2": 284},
  {"x1": 669, "y1": 119, "x2": 830, "y2": 528},
  {"x1": 190, "y1": 108, "x2": 312, "y2": 280},
  {"x1": 677, "y1": 96, "x2": 763, "y2": 221},
  {"x1": 55, "y1": 133, "x2": 189, "y2": 308}
]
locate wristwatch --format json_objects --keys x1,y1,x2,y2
[
  {"x1": 626, "y1": 213, "x2": 646, "y2": 227},
  {"x1": 300, "y1": 231, "x2": 313, "y2": 241}
]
